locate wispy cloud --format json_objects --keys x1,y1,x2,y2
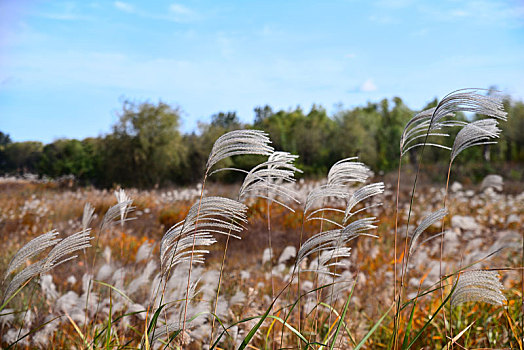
[
  {"x1": 111, "y1": 2, "x2": 199, "y2": 22},
  {"x1": 114, "y1": 1, "x2": 135, "y2": 13},
  {"x1": 374, "y1": 0, "x2": 414, "y2": 9},
  {"x1": 344, "y1": 53, "x2": 357, "y2": 59},
  {"x1": 360, "y1": 79, "x2": 377, "y2": 92},
  {"x1": 368, "y1": 14, "x2": 399, "y2": 24},
  {"x1": 168, "y1": 3, "x2": 201, "y2": 22},
  {"x1": 36, "y1": 2, "x2": 94, "y2": 21},
  {"x1": 419, "y1": 1, "x2": 524, "y2": 27}
]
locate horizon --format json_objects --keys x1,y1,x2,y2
[{"x1": 1, "y1": 0, "x2": 523, "y2": 143}]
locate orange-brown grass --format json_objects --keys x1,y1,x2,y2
[{"x1": 0, "y1": 177, "x2": 523, "y2": 349}]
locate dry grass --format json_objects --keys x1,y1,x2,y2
[{"x1": 0, "y1": 173, "x2": 522, "y2": 348}]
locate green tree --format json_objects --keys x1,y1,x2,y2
[
  {"x1": 0, "y1": 131, "x2": 11, "y2": 147},
  {"x1": 102, "y1": 100, "x2": 185, "y2": 188},
  {"x1": 39, "y1": 139, "x2": 93, "y2": 180},
  {"x1": 254, "y1": 105, "x2": 335, "y2": 175},
  {"x1": 211, "y1": 111, "x2": 241, "y2": 130},
  {"x1": 375, "y1": 97, "x2": 413, "y2": 170},
  {"x1": 254, "y1": 105, "x2": 274, "y2": 124},
  {"x1": 0, "y1": 131, "x2": 12, "y2": 172},
  {"x1": 3, "y1": 141, "x2": 43, "y2": 175},
  {"x1": 502, "y1": 99, "x2": 524, "y2": 161},
  {"x1": 333, "y1": 103, "x2": 381, "y2": 168}
]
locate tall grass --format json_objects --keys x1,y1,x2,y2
[{"x1": 1, "y1": 89, "x2": 521, "y2": 349}]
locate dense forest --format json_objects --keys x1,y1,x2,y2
[{"x1": 1, "y1": 94, "x2": 523, "y2": 188}]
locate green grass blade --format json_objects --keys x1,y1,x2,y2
[
  {"x1": 319, "y1": 302, "x2": 356, "y2": 346},
  {"x1": 210, "y1": 316, "x2": 259, "y2": 349},
  {"x1": 405, "y1": 281, "x2": 457, "y2": 349},
  {"x1": 329, "y1": 295, "x2": 351, "y2": 350},
  {"x1": 6, "y1": 316, "x2": 62, "y2": 349},
  {"x1": 401, "y1": 295, "x2": 418, "y2": 349},
  {"x1": 106, "y1": 289, "x2": 112, "y2": 349},
  {"x1": 0, "y1": 279, "x2": 32, "y2": 312},
  {"x1": 267, "y1": 315, "x2": 311, "y2": 345},
  {"x1": 239, "y1": 298, "x2": 277, "y2": 350},
  {"x1": 93, "y1": 280, "x2": 134, "y2": 304},
  {"x1": 329, "y1": 279, "x2": 356, "y2": 350},
  {"x1": 354, "y1": 303, "x2": 393, "y2": 350},
  {"x1": 92, "y1": 310, "x2": 146, "y2": 345},
  {"x1": 143, "y1": 304, "x2": 165, "y2": 348}
]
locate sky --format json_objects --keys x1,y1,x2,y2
[{"x1": 1, "y1": 0, "x2": 523, "y2": 143}]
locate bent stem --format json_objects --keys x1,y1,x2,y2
[
  {"x1": 181, "y1": 173, "x2": 208, "y2": 341},
  {"x1": 210, "y1": 222, "x2": 234, "y2": 342},
  {"x1": 440, "y1": 161, "x2": 452, "y2": 349},
  {"x1": 312, "y1": 202, "x2": 327, "y2": 344},
  {"x1": 280, "y1": 213, "x2": 306, "y2": 349},
  {"x1": 266, "y1": 199, "x2": 277, "y2": 349},
  {"x1": 392, "y1": 155, "x2": 402, "y2": 348},
  {"x1": 395, "y1": 139, "x2": 427, "y2": 349}
]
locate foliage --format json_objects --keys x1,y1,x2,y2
[
  {"x1": 2, "y1": 141, "x2": 43, "y2": 175},
  {"x1": 1, "y1": 94, "x2": 523, "y2": 187},
  {"x1": 100, "y1": 100, "x2": 185, "y2": 188}
]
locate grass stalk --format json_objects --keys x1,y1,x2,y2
[
  {"x1": 181, "y1": 173, "x2": 208, "y2": 341},
  {"x1": 393, "y1": 155, "x2": 402, "y2": 343}
]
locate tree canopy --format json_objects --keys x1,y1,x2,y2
[{"x1": 1, "y1": 95, "x2": 523, "y2": 188}]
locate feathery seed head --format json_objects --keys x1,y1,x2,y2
[
  {"x1": 327, "y1": 158, "x2": 372, "y2": 185},
  {"x1": 408, "y1": 208, "x2": 448, "y2": 255},
  {"x1": 343, "y1": 182, "x2": 384, "y2": 223},
  {"x1": 451, "y1": 270, "x2": 506, "y2": 307},
  {"x1": 239, "y1": 151, "x2": 301, "y2": 209},
  {"x1": 3, "y1": 230, "x2": 60, "y2": 281},
  {"x1": 206, "y1": 129, "x2": 274, "y2": 173},
  {"x1": 2, "y1": 229, "x2": 92, "y2": 304},
  {"x1": 82, "y1": 202, "x2": 95, "y2": 232},
  {"x1": 101, "y1": 195, "x2": 134, "y2": 231},
  {"x1": 401, "y1": 89, "x2": 506, "y2": 156},
  {"x1": 451, "y1": 119, "x2": 501, "y2": 162},
  {"x1": 160, "y1": 196, "x2": 247, "y2": 276}
]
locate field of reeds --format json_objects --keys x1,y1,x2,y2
[{"x1": 1, "y1": 90, "x2": 524, "y2": 349}]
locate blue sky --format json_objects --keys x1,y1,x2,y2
[{"x1": 1, "y1": 0, "x2": 523, "y2": 143}]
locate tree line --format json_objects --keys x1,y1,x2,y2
[{"x1": 1, "y1": 95, "x2": 523, "y2": 188}]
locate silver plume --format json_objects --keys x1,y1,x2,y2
[
  {"x1": 82, "y1": 202, "x2": 95, "y2": 231},
  {"x1": 239, "y1": 151, "x2": 302, "y2": 211},
  {"x1": 451, "y1": 270, "x2": 506, "y2": 307},
  {"x1": 451, "y1": 119, "x2": 501, "y2": 162},
  {"x1": 327, "y1": 158, "x2": 372, "y2": 185},
  {"x1": 2, "y1": 229, "x2": 92, "y2": 304},
  {"x1": 401, "y1": 89, "x2": 506, "y2": 156},
  {"x1": 408, "y1": 208, "x2": 448, "y2": 255},
  {"x1": 3, "y1": 230, "x2": 60, "y2": 281},
  {"x1": 206, "y1": 129, "x2": 274, "y2": 172},
  {"x1": 160, "y1": 197, "x2": 247, "y2": 276}
]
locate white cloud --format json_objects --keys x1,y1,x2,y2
[
  {"x1": 169, "y1": 3, "x2": 198, "y2": 22},
  {"x1": 368, "y1": 14, "x2": 398, "y2": 24},
  {"x1": 35, "y1": 2, "x2": 94, "y2": 21},
  {"x1": 375, "y1": 0, "x2": 414, "y2": 9},
  {"x1": 360, "y1": 79, "x2": 377, "y2": 92},
  {"x1": 419, "y1": 1, "x2": 524, "y2": 26},
  {"x1": 169, "y1": 3, "x2": 192, "y2": 16},
  {"x1": 344, "y1": 53, "x2": 357, "y2": 59},
  {"x1": 114, "y1": 1, "x2": 135, "y2": 13},
  {"x1": 111, "y1": 2, "x2": 198, "y2": 22}
]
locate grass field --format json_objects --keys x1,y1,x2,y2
[
  {"x1": 0, "y1": 91, "x2": 521, "y2": 349},
  {"x1": 1, "y1": 168, "x2": 522, "y2": 349}
]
